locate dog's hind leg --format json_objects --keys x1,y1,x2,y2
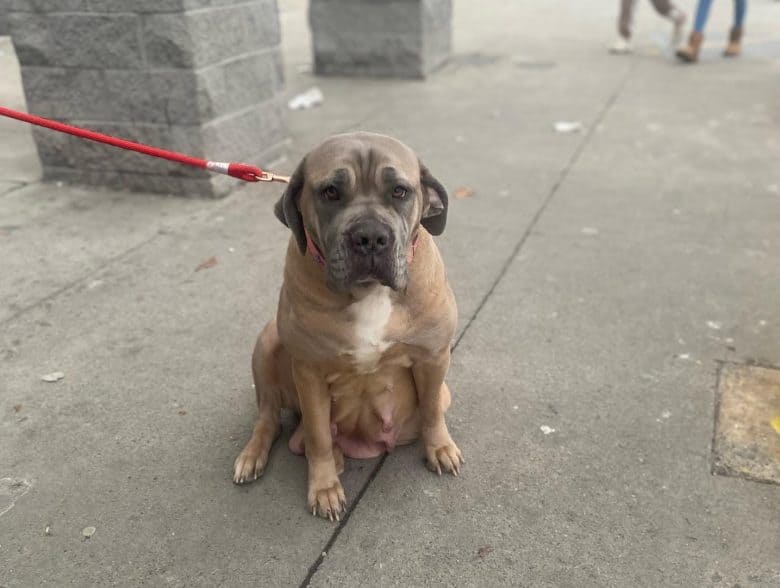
[{"x1": 233, "y1": 319, "x2": 289, "y2": 484}]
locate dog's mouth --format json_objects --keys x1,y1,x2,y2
[
  {"x1": 347, "y1": 252, "x2": 400, "y2": 289},
  {"x1": 325, "y1": 237, "x2": 408, "y2": 293}
]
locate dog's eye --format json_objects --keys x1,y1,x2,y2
[
  {"x1": 392, "y1": 186, "x2": 408, "y2": 199},
  {"x1": 321, "y1": 186, "x2": 339, "y2": 201}
]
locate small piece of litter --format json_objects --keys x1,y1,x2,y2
[
  {"x1": 759, "y1": 320, "x2": 767, "y2": 327},
  {"x1": 454, "y1": 187, "x2": 475, "y2": 199},
  {"x1": 540, "y1": 425, "x2": 556, "y2": 435},
  {"x1": 288, "y1": 87, "x2": 324, "y2": 110},
  {"x1": 770, "y1": 415, "x2": 780, "y2": 435},
  {"x1": 676, "y1": 353, "x2": 691, "y2": 360},
  {"x1": 41, "y1": 372, "x2": 65, "y2": 383},
  {"x1": 581, "y1": 227, "x2": 599, "y2": 235},
  {"x1": 477, "y1": 544, "x2": 494, "y2": 559},
  {"x1": 321, "y1": 551, "x2": 327, "y2": 558},
  {"x1": 554, "y1": 121, "x2": 583, "y2": 134},
  {"x1": 44, "y1": 526, "x2": 51, "y2": 536},
  {"x1": 660, "y1": 410, "x2": 671, "y2": 420},
  {"x1": 512, "y1": 405, "x2": 519, "y2": 411},
  {"x1": 178, "y1": 410, "x2": 187, "y2": 416},
  {"x1": 194, "y1": 256, "x2": 218, "y2": 272},
  {"x1": 706, "y1": 320, "x2": 722, "y2": 330},
  {"x1": 228, "y1": 247, "x2": 235, "y2": 253},
  {"x1": 82, "y1": 526, "x2": 96, "y2": 539}
]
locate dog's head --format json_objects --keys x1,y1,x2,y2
[{"x1": 274, "y1": 132, "x2": 448, "y2": 293}]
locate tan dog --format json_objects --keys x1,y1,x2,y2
[{"x1": 233, "y1": 132, "x2": 462, "y2": 520}]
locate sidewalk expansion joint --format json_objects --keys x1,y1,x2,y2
[{"x1": 298, "y1": 60, "x2": 637, "y2": 587}]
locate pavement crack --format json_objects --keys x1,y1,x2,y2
[
  {"x1": 0, "y1": 181, "x2": 30, "y2": 199},
  {"x1": 297, "y1": 62, "x2": 636, "y2": 587},
  {"x1": 299, "y1": 454, "x2": 388, "y2": 588},
  {"x1": 0, "y1": 232, "x2": 161, "y2": 329},
  {"x1": 453, "y1": 63, "x2": 634, "y2": 348}
]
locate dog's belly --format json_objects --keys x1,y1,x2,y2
[{"x1": 329, "y1": 361, "x2": 419, "y2": 457}]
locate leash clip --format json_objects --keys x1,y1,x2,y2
[{"x1": 258, "y1": 171, "x2": 291, "y2": 184}]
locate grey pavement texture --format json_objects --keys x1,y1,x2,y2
[{"x1": 1, "y1": 0, "x2": 779, "y2": 586}]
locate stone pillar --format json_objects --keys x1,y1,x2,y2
[
  {"x1": 309, "y1": 0, "x2": 452, "y2": 79},
  {"x1": 5, "y1": 0, "x2": 287, "y2": 197}
]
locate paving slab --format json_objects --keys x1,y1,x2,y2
[{"x1": 0, "y1": 36, "x2": 42, "y2": 184}]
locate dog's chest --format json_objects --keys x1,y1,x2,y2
[{"x1": 347, "y1": 286, "x2": 395, "y2": 373}]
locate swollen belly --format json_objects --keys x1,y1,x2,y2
[
  {"x1": 288, "y1": 364, "x2": 420, "y2": 459},
  {"x1": 334, "y1": 429, "x2": 398, "y2": 459}
]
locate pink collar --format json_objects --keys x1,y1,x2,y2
[{"x1": 304, "y1": 231, "x2": 420, "y2": 268}]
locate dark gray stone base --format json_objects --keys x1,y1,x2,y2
[
  {"x1": 310, "y1": 0, "x2": 452, "y2": 79},
  {"x1": 6, "y1": 0, "x2": 288, "y2": 198}
]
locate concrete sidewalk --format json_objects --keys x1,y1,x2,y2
[{"x1": 1, "y1": 1, "x2": 779, "y2": 586}]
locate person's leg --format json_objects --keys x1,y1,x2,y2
[
  {"x1": 611, "y1": 0, "x2": 637, "y2": 53},
  {"x1": 650, "y1": 0, "x2": 688, "y2": 45},
  {"x1": 676, "y1": 0, "x2": 709, "y2": 61},
  {"x1": 618, "y1": 0, "x2": 636, "y2": 38},
  {"x1": 733, "y1": 0, "x2": 747, "y2": 27},
  {"x1": 693, "y1": 0, "x2": 714, "y2": 32},
  {"x1": 724, "y1": 0, "x2": 747, "y2": 56},
  {"x1": 649, "y1": 0, "x2": 672, "y2": 16}
]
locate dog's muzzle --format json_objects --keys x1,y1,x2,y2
[{"x1": 327, "y1": 218, "x2": 406, "y2": 291}]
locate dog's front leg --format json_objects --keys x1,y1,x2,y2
[
  {"x1": 412, "y1": 346, "x2": 463, "y2": 476},
  {"x1": 292, "y1": 359, "x2": 346, "y2": 521}
]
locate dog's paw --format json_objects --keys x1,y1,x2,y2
[
  {"x1": 307, "y1": 478, "x2": 347, "y2": 521},
  {"x1": 232, "y1": 450, "x2": 267, "y2": 484},
  {"x1": 424, "y1": 439, "x2": 464, "y2": 476}
]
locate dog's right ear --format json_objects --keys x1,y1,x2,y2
[{"x1": 274, "y1": 158, "x2": 307, "y2": 254}]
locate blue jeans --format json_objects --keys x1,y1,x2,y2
[{"x1": 693, "y1": 0, "x2": 747, "y2": 32}]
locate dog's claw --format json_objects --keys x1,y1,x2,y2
[
  {"x1": 425, "y1": 438, "x2": 464, "y2": 477},
  {"x1": 233, "y1": 451, "x2": 268, "y2": 485},
  {"x1": 308, "y1": 479, "x2": 346, "y2": 522}
]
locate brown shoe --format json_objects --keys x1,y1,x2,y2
[
  {"x1": 676, "y1": 31, "x2": 703, "y2": 62},
  {"x1": 723, "y1": 27, "x2": 743, "y2": 57}
]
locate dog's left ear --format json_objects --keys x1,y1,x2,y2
[
  {"x1": 419, "y1": 161, "x2": 448, "y2": 236},
  {"x1": 274, "y1": 157, "x2": 307, "y2": 253}
]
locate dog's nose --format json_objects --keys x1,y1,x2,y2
[{"x1": 349, "y1": 220, "x2": 392, "y2": 256}]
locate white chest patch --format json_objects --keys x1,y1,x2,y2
[{"x1": 348, "y1": 285, "x2": 393, "y2": 373}]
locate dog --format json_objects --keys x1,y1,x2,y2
[{"x1": 232, "y1": 132, "x2": 462, "y2": 520}]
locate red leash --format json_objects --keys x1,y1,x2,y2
[{"x1": 0, "y1": 106, "x2": 290, "y2": 184}]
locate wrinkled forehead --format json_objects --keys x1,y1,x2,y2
[{"x1": 304, "y1": 135, "x2": 420, "y2": 190}]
